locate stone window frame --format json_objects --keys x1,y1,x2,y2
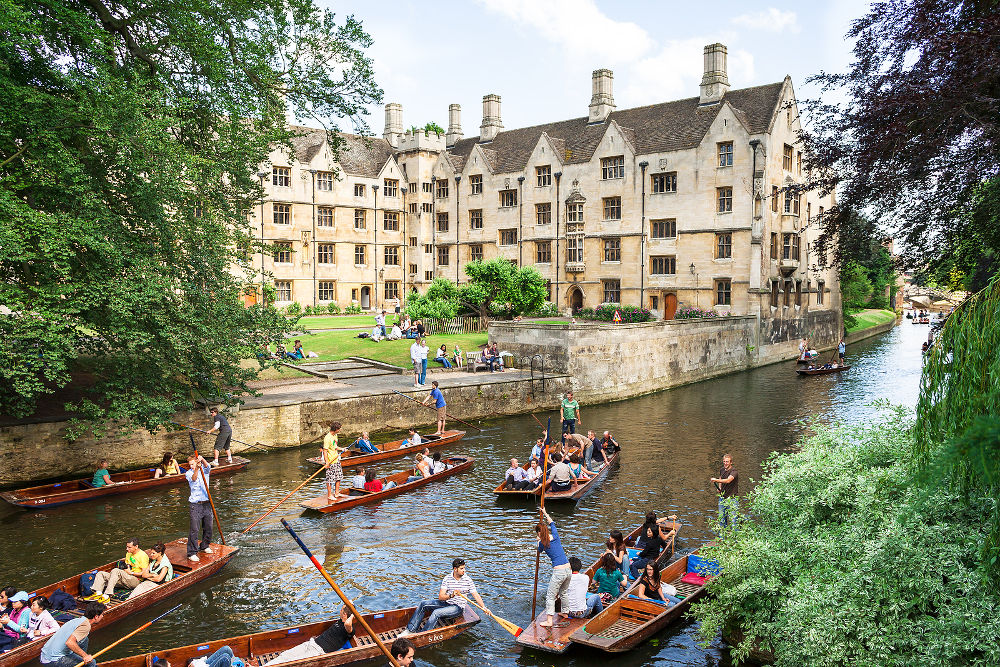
[
  {"x1": 536, "y1": 203, "x2": 552, "y2": 225},
  {"x1": 422, "y1": 202, "x2": 433, "y2": 213},
  {"x1": 424, "y1": 270, "x2": 433, "y2": 281},
  {"x1": 422, "y1": 182, "x2": 433, "y2": 194},
  {"x1": 408, "y1": 236, "x2": 417, "y2": 247},
  {"x1": 317, "y1": 206, "x2": 334, "y2": 228},
  {"x1": 651, "y1": 218, "x2": 676, "y2": 239},
  {"x1": 718, "y1": 142, "x2": 734, "y2": 168},
  {"x1": 783, "y1": 144, "x2": 793, "y2": 171},
  {"x1": 437, "y1": 245, "x2": 450, "y2": 266},
  {"x1": 770, "y1": 232, "x2": 779, "y2": 259},
  {"x1": 651, "y1": 172, "x2": 677, "y2": 194},
  {"x1": 499, "y1": 189, "x2": 518, "y2": 208},
  {"x1": 317, "y1": 243, "x2": 335, "y2": 265},
  {"x1": 435, "y1": 180, "x2": 449, "y2": 199},
  {"x1": 469, "y1": 209, "x2": 484, "y2": 229},
  {"x1": 383, "y1": 178, "x2": 399, "y2": 197},
  {"x1": 273, "y1": 242, "x2": 293, "y2": 264},
  {"x1": 272, "y1": 203, "x2": 291, "y2": 225},
  {"x1": 409, "y1": 202, "x2": 418, "y2": 214},
  {"x1": 317, "y1": 281, "x2": 336, "y2": 301},
  {"x1": 436, "y1": 212, "x2": 449, "y2": 233},
  {"x1": 274, "y1": 280, "x2": 292, "y2": 302},
  {"x1": 567, "y1": 202, "x2": 584, "y2": 223},
  {"x1": 783, "y1": 280, "x2": 793, "y2": 307},
  {"x1": 353, "y1": 244, "x2": 367, "y2": 266},
  {"x1": 716, "y1": 232, "x2": 733, "y2": 259},
  {"x1": 536, "y1": 165, "x2": 552, "y2": 187},
  {"x1": 770, "y1": 279, "x2": 780, "y2": 307},
  {"x1": 408, "y1": 263, "x2": 417, "y2": 274},
  {"x1": 383, "y1": 246, "x2": 400, "y2": 266},
  {"x1": 602, "y1": 279, "x2": 622, "y2": 303},
  {"x1": 317, "y1": 171, "x2": 334, "y2": 191},
  {"x1": 272, "y1": 166, "x2": 290, "y2": 187},
  {"x1": 354, "y1": 209, "x2": 366, "y2": 230},
  {"x1": 383, "y1": 211, "x2": 400, "y2": 231},
  {"x1": 715, "y1": 279, "x2": 732, "y2": 306},
  {"x1": 384, "y1": 281, "x2": 400, "y2": 301},
  {"x1": 817, "y1": 280, "x2": 825, "y2": 305},
  {"x1": 498, "y1": 228, "x2": 518, "y2": 246},
  {"x1": 353, "y1": 183, "x2": 366, "y2": 197},
  {"x1": 470, "y1": 243, "x2": 484, "y2": 262},
  {"x1": 771, "y1": 185, "x2": 779, "y2": 213},
  {"x1": 469, "y1": 175, "x2": 483, "y2": 195},
  {"x1": 423, "y1": 243, "x2": 433, "y2": 254},
  {"x1": 603, "y1": 237, "x2": 621, "y2": 263},
  {"x1": 536, "y1": 241, "x2": 552, "y2": 264},
  {"x1": 601, "y1": 155, "x2": 625, "y2": 180},
  {"x1": 566, "y1": 233, "x2": 584, "y2": 264},
  {"x1": 603, "y1": 196, "x2": 622, "y2": 221},
  {"x1": 650, "y1": 255, "x2": 676, "y2": 275},
  {"x1": 717, "y1": 187, "x2": 733, "y2": 213}
]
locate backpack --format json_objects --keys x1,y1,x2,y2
[
  {"x1": 48, "y1": 588, "x2": 77, "y2": 612},
  {"x1": 79, "y1": 571, "x2": 98, "y2": 597}
]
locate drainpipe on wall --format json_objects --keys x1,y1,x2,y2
[
  {"x1": 455, "y1": 175, "x2": 462, "y2": 284},
  {"x1": 638, "y1": 160, "x2": 648, "y2": 308},
  {"x1": 309, "y1": 169, "x2": 317, "y2": 308},
  {"x1": 257, "y1": 172, "x2": 268, "y2": 298},
  {"x1": 431, "y1": 176, "x2": 437, "y2": 277},
  {"x1": 517, "y1": 175, "x2": 525, "y2": 268},
  {"x1": 372, "y1": 183, "x2": 379, "y2": 311},
  {"x1": 401, "y1": 186, "x2": 408, "y2": 301},
  {"x1": 554, "y1": 171, "x2": 562, "y2": 306}
]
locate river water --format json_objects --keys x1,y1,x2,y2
[{"x1": 2, "y1": 321, "x2": 927, "y2": 667}]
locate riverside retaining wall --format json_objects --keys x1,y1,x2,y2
[
  {"x1": 0, "y1": 375, "x2": 569, "y2": 486},
  {"x1": 490, "y1": 309, "x2": 842, "y2": 403}
]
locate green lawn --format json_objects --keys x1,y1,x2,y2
[
  {"x1": 846, "y1": 308, "x2": 897, "y2": 333},
  {"x1": 295, "y1": 314, "x2": 381, "y2": 330},
  {"x1": 295, "y1": 330, "x2": 489, "y2": 367}
]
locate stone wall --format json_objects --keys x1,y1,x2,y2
[
  {"x1": 0, "y1": 375, "x2": 569, "y2": 486},
  {"x1": 490, "y1": 309, "x2": 841, "y2": 403}
]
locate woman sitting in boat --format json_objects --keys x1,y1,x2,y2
[
  {"x1": 92, "y1": 459, "x2": 114, "y2": 488},
  {"x1": 567, "y1": 454, "x2": 592, "y2": 481},
  {"x1": 407, "y1": 454, "x2": 431, "y2": 482},
  {"x1": 26, "y1": 595, "x2": 58, "y2": 640},
  {"x1": 127, "y1": 542, "x2": 173, "y2": 600},
  {"x1": 629, "y1": 524, "x2": 666, "y2": 579},
  {"x1": 430, "y1": 452, "x2": 448, "y2": 474},
  {"x1": 363, "y1": 469, "x2": 383, "y2": 493},
  {"x1": 636, "y1": 562, "x2": 682, "y2": 606},
  {"x1": 0, "y1": 591, "x2": 31, "y2": 650},
  {"x1": 593, "y1": 553, "x2": 625, "y2": 605},
  {"x1": 154, "y1": 452, "x2": 181, "y2": 479},
  {"x1": 606, "y1": 530, "x2": 628, "y2": 577},
  {"x1": 402, "y1": 428, "x2": 421, "y2": 449},
  {"x1": 265, "y1": 606, "x2": 354, "y2": 665}
]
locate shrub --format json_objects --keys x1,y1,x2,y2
[
  {"x1": 528, "y1": 301, "x2": 561, "y2": 318},
  {"x1": 344, "y1": 303, "x2": 362, "y2": 315},
  {"x1": 302, "y1": 305, "x2": 314, "y2": 316},
  {"x1": 675, "y1": 306, "x2": 719, "y2": 319},
  {"x1": 576, "y1": 303, "x2": 653, "y2": 322},
  {"x1": 327, "y1": 303, "x2": 341, "y2": 315},
  {"x1": 284, "y1": 302, "x2": 302, "y2": 317},
  {"x1": 577, "y1": 307, "x2": 596, "y2": 320}
]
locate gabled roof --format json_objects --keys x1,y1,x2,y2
[
  {"x1": 446, "y1": 82, "x2": 785, "y2": 175},
  {"x1": 288, "y1": 126, "x2": 395, "y2": 178}
]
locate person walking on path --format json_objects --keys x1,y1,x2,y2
[
  {"x1": 710, "y1": 454, "x2": 739, "y2": 528},
  {"x1": 206, "y1": 407, "x2": 233, "y2": 467},
  {"x1": 421, "y1": 381, "x2": 447, "y2": 435},
  {"x1": 39, "y1": 602, "x2": 105, "y2": 667},
  {"x1": 185, "y1": 450, "x2": 214, "y2": 562},
  {"x1": 410, "y1": 337, "x2": 430, "y2": 387},
  {"x1": 323, "y1": 421, "x2": 348, "y2": 502},
  {"x1": 535, "y1": 509, "x2": 572, "y2": 628},
  {"x1": 838, "y1": 338, "x2": 846, "y2": 364},
  {"x1": 560, "y1": 391, "x2": 581, "y2": 434}
]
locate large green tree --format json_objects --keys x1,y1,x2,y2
[
  {"x1": 0, "y1": 0, "x2": 381, "y2": 434},
  {"x1": 403, "y1": 259, "x2": 548, "y2": 322}
]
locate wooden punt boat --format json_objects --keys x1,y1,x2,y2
[
  {"x1": 300, "y1": 455, "x2": 474, "y2": 513},
  {"x1": 0, "y1": 539, "x2": 237, "y2": 667},
  {"x1": 0, "y1": 457, "x2": 250, "y2": 509},
  {"x1": 795, "y1": 355, "x2": 818, "y2": 364},
  {"x1": 493, "y1": 453, "x2": 620, "y2": 502},
  {"x1": 305, "y1": 430, "x2": 465, "y2": 469},
  {"x1": 491, "y1": 444, "x2": 584, "y2": 499},
  {"x1": 516, "y1": 516, "x2": 681, "y2": 654},
  {"x1": 568, "y1": 548, "x2": 712, "y2": 653},
  {"x1": 98, "y1": 605, "x2": 479, "y2": 667},
  {"x1": 796, "y1": 365, "x2": 851, "y2": 376}
]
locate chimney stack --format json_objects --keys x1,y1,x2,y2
[
  {"x1": 480, "y1": 94, "x2": 502, "y2": 142},
  {"x1": 446, "y1": 103, "x2": 463, "y2": 147},
  {"x1": 383, "y1": 102, "x2": 403, "y2": 148},
  {"x1": 588, "y1": 69, "x2": 615, "y2": 123},
  {"x1": 699, "y1": 43, "x2": 730, "y2": 105}
]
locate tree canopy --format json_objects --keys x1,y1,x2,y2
[
  {"x1": 804, "y1": 0, "x2": 1000, "y2": 277},
  {"x1": 0, "y1": 0, "x2": 381, "y2": 434},
  {"x1": 404, "y1": 259, "x2": 548, "y2": 322}
]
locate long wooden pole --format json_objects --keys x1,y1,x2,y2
[
  {"x1": 72, "y1": 603, "x2": 182, "y2": 666},
  {"x1": 172, "y1": 421, "x2": 271, "y2": 452},
  {"x1": 239, "y1": 463, "x2": 330, "y2": 536},
  {"x1": 390, "y1": 389, "x2": 480, "y2": 431},
  {"x1": 281, "y1": 519, "x2": 400, "y2": 667},
  {"x1": 187, "y1": 439, "x2": 226, "y2": 548},
  {"x1": 530, "y1": 417, "x2": 552, "y2": 621}
]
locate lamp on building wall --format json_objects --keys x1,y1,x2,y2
[{"x1": 690, "y1": 262, "x2": 696, "y2": 274}]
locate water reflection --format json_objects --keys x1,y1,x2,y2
[{"x1": 1, "y1": 322, "x2": 923, "y2": 667}]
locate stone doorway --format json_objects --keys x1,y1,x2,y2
[
  {"x1": 360, "y1": 286, "x2": 371, "y2": 309},
  {"x1": 664, "y1": 293, "x2": 678, "y2": 320},
  {"x1": 568, "y1": 286, "x2": 584, "y2": 313}
]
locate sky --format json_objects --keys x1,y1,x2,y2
[{"x1": 315, "y1": 0, "x2": 874, "y2": 137}]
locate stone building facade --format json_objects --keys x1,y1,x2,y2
[{"x1": 252, "y1": 43, "x2": 839, "y2": 320}]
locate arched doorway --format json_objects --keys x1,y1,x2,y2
[
  {"x1": 664, "y1": 293, "x2": 678, "y2": 320},
  {"x1": 360, "y1": 286, "x2": 371, "y2": 310},
  {"x1": 568, "y1": 287, "x2": 584, "y2": 313}
]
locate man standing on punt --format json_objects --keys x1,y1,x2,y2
[
  {"x1": 710, "y1": 454, "x2": 739, "y2": 528},
  {"x1": 186, "y1": 450, "x2": 214, "y2": 562}
]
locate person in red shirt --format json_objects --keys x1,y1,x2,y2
[{"x1": 363, "y1": 469, "x2": 383, "y2": 493}]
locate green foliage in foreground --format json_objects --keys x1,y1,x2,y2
[{"x1": 694, "y1": 408, "x2": 1000, "y2": 666}]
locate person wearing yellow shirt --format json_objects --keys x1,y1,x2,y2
[
  {"x1": 323, "y1": 421, "x2": 348, "y2": 502},
  {"x1": 87, "y1": 538, "x2": 150, "y2": 603}
]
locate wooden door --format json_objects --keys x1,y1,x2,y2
[{"x1": 664, "y1": 293, "x2": 678, "y2": 320}]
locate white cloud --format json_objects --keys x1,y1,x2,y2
[
  {"x1": 623, "y1": 39, "x2": 755, "y2": 105},
  {"x1": 731, "y1": 8, "x2": 801, "y2": 33},
  {"x1": 475, "y1": 0, "x2": 655, "y2": 62}
]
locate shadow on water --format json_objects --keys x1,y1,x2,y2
[{"x1": 1, "y1": 322, "x2": 925, "y2": 666}]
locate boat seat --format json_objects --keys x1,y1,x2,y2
[
  {"x1": 589, "y1": 617, "x2": 642, "y2": 638},
  {"x1": 253, "y1": 652, "x2": 280, "y2": 666},
  {"x1": 354, "y1": 627, "x2": 403, "y2": 646}
]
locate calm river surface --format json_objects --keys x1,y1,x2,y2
[{"x1": 2, "y1": 321, "x2": 927, "y2": 667}]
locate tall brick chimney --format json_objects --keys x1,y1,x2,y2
[
  {"x1": 480, "y1": 94, "x2": 502, "y2": 143},
  {"x1": 699, "y1": 43, "x2": 730, "y2": 105},
  {"x1": 446, "y1": 103, "x2": 463, "y2": 147},
  {"x1": 588, "y1": 69, "x2": 615, "y2": 123},
  {"x1": 383, "y1": 102, "x2": 403, "y2": 148}
]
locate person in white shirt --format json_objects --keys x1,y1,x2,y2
[
  {"x1": 563, "y1": 557, "x2": 603, "y2": 618},
  {"x1": 410, "y1": 340, "x2": 422, "y2": 387},
  {"x1": 402, "y1": 428, "x2": 421, "y2": 448},
  {"x1": 401, "y1": 559, "x2": 490, "y2": 635},
  {"x1": 524, "y1": 458, "x2": 542, "y2": 488}
]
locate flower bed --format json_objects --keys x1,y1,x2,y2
[{"x1": 674, "y1": 306, "x2": 729, "y2": 319}]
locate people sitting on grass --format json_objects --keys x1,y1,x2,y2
[
  {"x1": 387, "y1": 323, "x2": 402, "y2": 340},
  {"x1": 433, "y1": 344, "x2": 453, "y2": 368},
  {"x1": 453, "y1": 344, "x2": 463, "y2": 368},
  {"x1": 154, "y1": 452, "x2": 181, "y2": 479},
  {"x1": 127, "y1": 542, "x2": 173, "y2": 600},
  {"x1": 565, "y1": 557, "x2": 603, "y2": 618},
  {"x1": 92, "y1": 459, "x2": 114, "y2": 488},
  {"x1": 265, "y1": 607, "x2": 354, "y2": 665},
  {"x1": 87, "y1": 538, "x2": 150, "y2": 603},
  {"x1": 400, "y1": 558, "x2": 489, "y2": 636}
]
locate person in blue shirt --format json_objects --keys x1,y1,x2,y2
[
  {"x1": 535, "y1": 510, "x2": 571, "y2": 628},
  {"x1": 421, "y1": 381, "x2": 447, "y2": 435},
  {"x1": 353, "y1": 431, "x2": 378, "y2": 454},
  {"x1": 185, "y1": 451, "x2": 213, "y2": 563}
]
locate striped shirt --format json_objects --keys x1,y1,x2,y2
[{"x1": 440, "y1": 573, "x2": 477, "y2": 609}]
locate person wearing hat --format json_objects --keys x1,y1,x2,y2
[
  {"x1": 39, "y1": 601, "x2": 106, "y2": 667},
  {"x1": 0, "y1": 591, "x2": 31, "y2": 650},
  {"x1": 399, "y1": 558, "x2": 489, "y2": 636}
]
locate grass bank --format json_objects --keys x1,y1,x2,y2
[
  {"x1": 294, "y1": 314, "x2": 377, "y2": 330},
  {"x1": 846, "y1": 308, "x2": 897, "y2": 334},
  {"x1": 294, "y1": 330, "x2": 488, "y2": 367}
]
